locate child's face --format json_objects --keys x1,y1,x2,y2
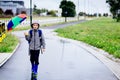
[{"x1": 33, "y1": 23, "x2": 39, "y2": 29}]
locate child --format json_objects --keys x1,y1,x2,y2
[{"x1": 24, "y1": 22, "x2": 45, "y2": 79}]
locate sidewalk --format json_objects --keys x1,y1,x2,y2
[
  {"x1": 0, "y1": 53, "x2": 12, "y2": 67},
  {"x1": 0, "y1": 43, "x2": 20, "y2": 67},
  {"x1": 55, "y1": 33, "x2": 120, "y2": 80}
]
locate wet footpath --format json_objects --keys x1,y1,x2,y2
[{"x1": 0, "y1": 21, "x2": 119, "y2": 80}]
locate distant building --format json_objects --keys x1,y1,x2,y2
[
  {"x1": 0, "y1": 0, "x2": 29, "y2": 16},
  {"x1": 40, "y1": 12, "x2": 47, "y2": 16}
]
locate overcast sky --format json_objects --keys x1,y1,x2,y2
[{"x1": 23, "y1": 0, "x2": 110, "y2": 14}]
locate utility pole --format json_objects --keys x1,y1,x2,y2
[
  {"x1": 78, "y1": 0, "x2": 79, "y2": 21},
  {"x1": 84, "y1": 0, "x2": 86, "y2": 20},
  {"x1": 30, "y1": 0, "x2": 32, "y2": 25},
  {"x1": 65, "y1": 11, "x2": 67, "y2": 22},
  {"x1": 65, "y1": 0, "x2": 67, "y2": 22},
  {"x1": 78, "y1": 0, "x2": 79, "y2": 20}
]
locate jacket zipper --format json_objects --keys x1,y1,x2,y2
[{"x1": 34, "y1": 31, "x2": 35, "y2": 50}]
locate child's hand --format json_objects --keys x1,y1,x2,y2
[
  {"x1": 42, "y1": 48, "x2": 45, "y2": 52},
  {"x1": 24, "y1": 32, "x2": 28, "y2": 36},
  {"x1": 41, "y1": 48, "x2": 45, "y2": 54}
]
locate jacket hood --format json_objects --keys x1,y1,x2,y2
[{"x1": 31, "y1": 22, "x2": 40, "y2": 28}]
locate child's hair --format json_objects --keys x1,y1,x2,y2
[
  {"x1": 31, "y1": 23, "x2": 40, "y2": 28},
  {"x1": 21, "y1": 11, "x2": 26, "y2": 14}
]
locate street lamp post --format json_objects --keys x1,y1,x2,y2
[
  {"x1": 78, "y1": 0, "x2": 79, "y2": 20},
  {"x1": 65, "y1": 0, "x2": 67, "y2": 22},
  {"x1": 65, "y1": 11, "x2": 67, "y2": 22},
  {"x1": 30, "y1": 0, "x2": 32, "y2": 25},
  {"x1": 84, "y1": 0, "x2": 86, "y2": 20}
]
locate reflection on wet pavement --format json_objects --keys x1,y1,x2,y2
[{"x1": 38, "y1": 35, "x2": 118, "y2": 80}]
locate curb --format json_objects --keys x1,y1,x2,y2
[
  {"x1": 0, "y1": 43, "x2": 20, "y2": 67},
  {"x1": 55, "y1": 35, "x2": 120, "y2": 80}
]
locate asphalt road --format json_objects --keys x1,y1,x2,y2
[
  {"x1": 43, "y1": 20, "x2": 86, "y2": 29},
  {"x1": 0, "y1": 22, "x2": 118, "y2": 80}
]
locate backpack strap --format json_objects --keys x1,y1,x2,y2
[
  {"x1": 30, "y1": 29, "x2": 42, "y2": 37},
  {"x1": 38, "y1": 29, "x2": 42, "y2": 37},
  {"x1": 29, "y1": 30, "x2": 33, "y2": 38},
  {"x1": 28, "y1": 30, "x2": 32, "y2": 43}
]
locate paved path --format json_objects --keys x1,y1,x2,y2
[{"x1": 0, "y1": 22, "x2": 118, "y2": 80}]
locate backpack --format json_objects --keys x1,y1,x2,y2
[{"x1": 28, "y1": 29, "x2": 42, "y2": 43}]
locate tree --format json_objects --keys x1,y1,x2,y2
[
  {"x1": 103, "y1": 13, "x2": 108, "y2": 17},
  {"x1": 47, "y1": 10, "x2": 57, "y2": 16},
  {"x1": 33, "y1": 4, "x2": 41, "y2": 15},
  {"x1": 33, "y1": 4, "x2": 39, "y2": 15},
  {"x1": 0, "y1": 8, "x2": 4, "y2": 16},
  {"x1": 35, "y1": 9, "x2": 41, "y2": 15},
  {"x1": 98, "y1": 13, "x2": 102, "y2": 17},
  {"x1": 59, "y1": 0, "x2": 76, "y2": 17},
  {"x1": 93, "y1": 13, "x2": 97, "y2": 17},
  {"x1": 33, "y1": 4, "x2": 37, "y2": 12},
  {"x1": 106, "y1": 0, "x2": 120, "y2": 22},
  {"x1": 79, "y1": 12, "x2": 84, "y2": 16},
  {"x1": 4, "y1": 10, "x2": 13, "y2": 15},
  {"x1": 40, "y1": 8, "x2": 48, "y2": 13},
  {"x1": 33, "y1": 5, "x2": 48, "y2": 15}
]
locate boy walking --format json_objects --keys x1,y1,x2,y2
[{"x1": 24, "y1": 22, "x2": 45, "y2": 79}]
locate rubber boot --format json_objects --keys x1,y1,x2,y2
[
  {"x1": 32, "y1": 64, "x2": 35, "y2": 73},
  {"x1": 31, "y1": 64, "x2": 36, "y2": 80},
  {"x1": 34, "y1": 64, "x2": 38, "y2": 79},
  {"x1": 34, "y1": 65, "x2": 38, "y2": 73}
]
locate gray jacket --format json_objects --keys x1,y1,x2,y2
[{"x1": 25, "y1": 29, "x2": 45, "y2": 50}]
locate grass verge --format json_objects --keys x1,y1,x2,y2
[
  {"x1": 13, "y1": 26, "x2": 30, "y2": 31},
  {"x1": 55, "y1": 17, "x2": 120, "y2": 58},
  {"x1": 0, "y1": 33, "x2": 19, "y2": 53},
  {"x1": 13, "y1": 22, "x2": 66, "y2": 31}
]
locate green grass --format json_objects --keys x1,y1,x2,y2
[
  {"x1": 0, "y1": 33, "x2": 19, "y2": 53},
  {"x1": 55, "y1": 17, "x2": 120, "y2": 58},
  {"x1": 13, "y1": 26, "x2": 30, "y2": 31},
  {"x1": 13, "y1": 22, "x2": 66, "y2": 31},
  {"x1": 0, "y1": 18, "x2": 10, "y2": 20}
]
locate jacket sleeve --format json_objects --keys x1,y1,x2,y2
[
  {"x1": 25, "y1": 31, "x2": 31, "y2": 42},
  {"x1": 41, "y1": 33, "x2": 46, "y2": 49}
]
